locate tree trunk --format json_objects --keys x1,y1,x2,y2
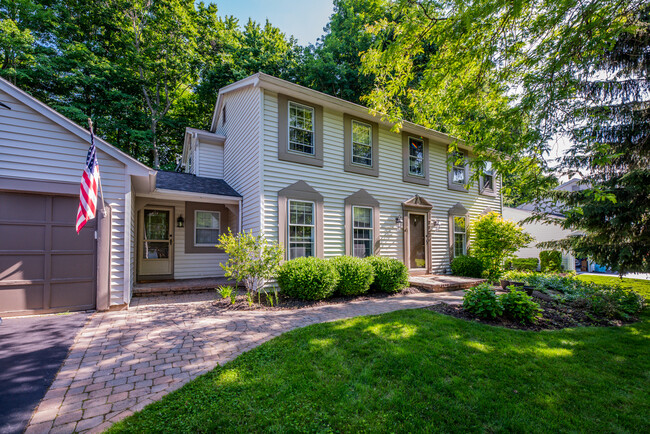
[{"x1": 151, "y1": 118, "x2": 159, "y2": 169}]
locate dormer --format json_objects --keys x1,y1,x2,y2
[{"x1": 181, "y1": 127, "x2": 226, "y2": 179}]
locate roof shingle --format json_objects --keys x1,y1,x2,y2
[{"x1": 155, "y1": 171, "x2": 241, "y2": 197}]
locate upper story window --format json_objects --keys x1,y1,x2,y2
[
  {"x1": 448, "y1": 149, "x2": 469, "y2": 192},
  {"x1": 352, "y1": 206, "x2": 373, "y2": 258},
  {"x1": 278, "y1": 94, "x2": 324, "y2": 167},
  {"x1": 352, "y1": 121, "x2": 372, "y2": 167},
  {"x1": 402, "y1": 133, "x2": 429, "y2": 185},
  {"x1": 288, "y1": 102, "x2": 315, "y2": 155},
  {"x1": 194, "y1": 210, "x2": 220, "y2": 247},
  {"x1": 479, "y1": 161, "x2": 496, "y2": 196},
  {"x1": 408, "y1": 137, "x2": 425, "y2": 177},
  {"x1": 288, "y1": 200, "x2": 315, "y2": 259}
]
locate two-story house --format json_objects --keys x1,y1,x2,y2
[{"x1": 0, "y1": 73, "x2": 500, "y2": 316}]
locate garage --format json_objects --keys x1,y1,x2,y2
[{"x1": 0, "y1": 191, "x2": 96, "y2": 316}]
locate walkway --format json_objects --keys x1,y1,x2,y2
[{"x1": 25, "y1": 290, "x2": 464, "y2": 433}]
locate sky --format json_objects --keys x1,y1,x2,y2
[{"x1": 208, "y1": 0, "x2": 335, "y2": 46}]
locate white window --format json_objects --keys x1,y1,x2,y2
[
  {"x1": 288, "y1": 200, "x2": 315, "y2": 259},
  {"x1": 194, "y1": 210, "x2": 220, "y2": 246},
  {"x1": 482, "y1": 161, "x2": 494, "y2": 191},
  {"x1": 453, "y1": 215, "x2": 467, "y2": 257},
  {"x1": 351, "y1": 120, "x2": 372, "y2": 167},
  {"x1": 452, "y1": 151, "x2": 466, "y2": 185},
  {"x1": 352, "y1": 206, "x2": 373, "y2": 258},
  {"x1": 408, "y1": 137, "x2": 424, "y2": 176},
  {"x1": 288, "y1": 102, "x2": 315, "y2": 155}
]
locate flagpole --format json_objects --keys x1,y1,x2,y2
[{"x1": 88, "y1": 118, "x2": 107, "y2": 216}]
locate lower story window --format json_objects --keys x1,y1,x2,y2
[
  {"x1": 352, "y1": 206, "x2": 373, "y2": 258},
  {"x1": 288, "y1": 200, "x2": 315, "y2": 259},
  {"x1": 194, "y1": 210, "x2": 220, "y2": 246},
  {"x1": 453, "y1": 215, "x2": 467, "y2": 257}
]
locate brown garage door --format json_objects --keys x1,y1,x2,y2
[{"x1": 0, "y1": 191, "x2": 96, "y2": 316}]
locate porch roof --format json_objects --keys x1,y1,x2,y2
[{"x1": 155, "y1": 171, "x2": 241, "y2": 198}]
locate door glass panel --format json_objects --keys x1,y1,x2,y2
[
  {"x1": 410, "y1": 214, "x2": 426, "y2": 268},
  {"x1": 144, "y1": 242, "x2": 169, "y2": 259},
  {"x1": 144, "y1": 210, "x2": 169, "y2": 240}
]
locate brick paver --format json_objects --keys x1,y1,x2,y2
[{"x1": 25, "y1": 290, "x2": 464, "y2": 433}]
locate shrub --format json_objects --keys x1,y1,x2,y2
[
  {"x1": 277, "y1": 257, "x2": 339, "y2": 300},
  {"x1": 471, "y1": 212, "x2": 533, "y2": 283},
  {"x1": 561, "y1": 282, "x2": 645, "y2": 319},
  {"x1": 510, "y1": 257, "x2": 539, "y2": 271},
  {"x1": 500, "y1": 289, "x2": 542, "y2": 323},
  {"x1": 451, "y1": 255, "x2": 484, "y2": 278},
  {"x1": 330, "y1": 256, "x2": 374, "y2": 296},
  {"x1": 365, "y1": 256, "x2": 409, "y2": 294},
  {"x1": 540, "y1": 250, "x2": 563, "y2": 272},
  {"x1": 463, "y1": 283, "x2": 503, "y2": 319}
]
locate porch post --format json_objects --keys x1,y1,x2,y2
[{"x1": 96, "y1": 205, "x2": 112, "y2": 311}]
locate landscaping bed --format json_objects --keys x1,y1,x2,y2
[{"x1": 212, "y1": 286, "x2": 423, "y2": 311}]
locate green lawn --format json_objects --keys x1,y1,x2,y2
[
  {"x1": 577, "y1": 274, "x2": 650, "y2": 298},
  {"x1": 110, "y1": 278, "x2": 650, "y2": 433}
]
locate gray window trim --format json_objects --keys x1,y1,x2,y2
[
  {"x1": 277, "y1": 94, "x2": 324, "y2": 167},
  {"x1": 193, "y1": 210, "x2": 221, "y2": 247},
  {"x1": 479, "y1": 162, "x2": 497, "y2": 196},
  {"x1": 278, "y1": 180, "x2": 324, "y2": 259},
  {"x1": 447, "y1": 149, "x2": 470, "y2": 192},
  {"x1": 448, "y1": 202, "x2": 470, "y2": 260},
  {"x1": 344, "y1": 189, "x2": 381, "y2": 257},
  {"x1": 343, "y1": 114, "x2": 379, "y2": 177},
  {"x1": 402, "y1": 133, "x2": 429, "y2": 185},
  {"x1": 185, "y1": 202, "x2": 232, "y2": 254}
]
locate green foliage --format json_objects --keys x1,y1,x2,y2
[
  {"x1": 509, "y1": 258, "x2": 539, "y2": 271},
  {"x1": 539, "y1": 251, "x2": 562, "y2": 272},
  {"x1": 500, "y1": 289, "x2": 542, "y2": 324},
  {"x1": 451, "y1": 255, "x2": 484, "y2": 278},
  {"x1": 277, "y1": 257, "x2": 339, "y2": 300},
  {"x1": 217, "y1": 285, "x2": 233, "y2": 299},
  {"x1": 330, "y1": 256, "x2": 375, "y2": 296},
  {"x1": 218, "y1": 229, "x2": 284, "y2": 298},
  {"x1": 365, "y1": 256, "x2": 409, "y2": 294},
  {"x1": 471, "y1": 212, "x2": 533, "y2": 283},
  {"x1": 557, "y1": 283, "x2": 645, "y2": 320},
  {"x1": 462, "y1": 283, "x2": 503, "y2": 319}
]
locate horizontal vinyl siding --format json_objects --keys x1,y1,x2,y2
[
  {"x1": 0, "y1": 88, "x2": 129, "y2": 304},
  {"x1": 222, "y1": 87, "x2": 261, "y2": 234},
  {"x1": 196, "y1": 142, "x2": 224, "y2": 178},
  {"x1": 262, "y1": 91, "x2": 502, "y2": 273}
]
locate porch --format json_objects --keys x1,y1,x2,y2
[{"x1": 408, "y1": 274, "x2": 485, "y2": 292}]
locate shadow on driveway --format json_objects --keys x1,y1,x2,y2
[{"x1": 0, "y1": 312, "x2": 89, "y2": 434}]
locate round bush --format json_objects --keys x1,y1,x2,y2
[
  {"x1": 276, "y1": 257, "x2": 339, "y2": 300},
  {"x1": 451, "y1": 255, "x2": 484, "y2": 278},
  {"x1": 499, "y1": 289, "x2": 542, "y2": 323},
  {"x1": 330, "y1": 256, "x2": 375, "y2": 296},
  {"x1": 463, "y1": 283, "x2": 503, "y2": 319},
  {"x1": 365, "y1": 256, "x2": 409, "y2": 294}
]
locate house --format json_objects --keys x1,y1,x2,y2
[{"x1": 0, "y1": 73, "x2": 501, "y2": 316}]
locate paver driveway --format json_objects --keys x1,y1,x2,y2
[{"x1": 25, "y1": 290, "x2": 465, "y2": 433}]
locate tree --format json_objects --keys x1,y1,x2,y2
[
  {"x1": 538, "y1": 7, "x2": 650, "y2": 273},
  {"x1": 471, "y1": 212, "x2": 533, "y2": 282}
]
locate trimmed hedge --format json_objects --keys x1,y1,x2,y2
[
  {"x1": 451, "y1": 255, "x2": 484, "y2": 278},
  {"x1": 540, "y1": 250, "x2": 562, "y2": 272},
  {"x1": 510, "y1": 257, "x2": 539, "y2": 271},
  {"x1": 330, "y1": 256, "x2": 375, "y2": 296},
  {"x1": 277, "y1": 257, "x2": 339, "y2": 300},
  {"x1": 365, "y1": 256, "x2": 409, "y2": 294}
]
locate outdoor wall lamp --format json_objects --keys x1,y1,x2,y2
[
  {"x1": 431, "y1": 218, "x2": 441, "y2": 232},
  {"x1": 177, "y1": 215, "x2": 184, "y2": 228},
  {"x1": 395, "y1": 215, "x2": 403, "y2": 229}
]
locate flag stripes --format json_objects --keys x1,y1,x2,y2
[{"x1": 76, "y1": 126, "x2": 100, "y2": 233}]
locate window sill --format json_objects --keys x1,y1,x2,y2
[
  {"x1": 403, "y1": 174, "x2": 429, "y2": 186},
  {"x1": 479, "y1": 189, "x2": 497, "y2": 197},
  {"x1": 447, "y1": 182, "x2": 469, "y2": 192}
]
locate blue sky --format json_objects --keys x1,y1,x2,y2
[{"x1": 208, "y1": 0, "x2": 335, "y2": 45}]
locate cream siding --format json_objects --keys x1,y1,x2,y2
[
  {"x1": 0, "y1": 88, "x2": 129, "y2": 304},
  {"x1": 261, "y1": 91, "x2": 502, "y2": 273},
  {"x1": 221, "y1": 86, "x2": 262, "y2": 234},
  {"x1": 196, "y1": 142, "x2": 224, "y2": 179}
]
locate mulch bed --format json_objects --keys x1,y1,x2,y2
[
  {"x1": 426, "y1": 291, "x2": 638, "y2": 331},
  {"x1": 212, "y1": 287, "x2": 423, "y2": 311}
]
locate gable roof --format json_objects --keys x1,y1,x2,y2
[
  {"x1": 155, "y1": 171, "x2": 241, "y2": 197},
  {"x1": 210, "y1": 73, "x2": 463, "y2": 148},
  {"x1": 0, "y1": 77, "x2": 153, "y2": 177}
]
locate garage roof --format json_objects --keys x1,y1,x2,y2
[{"x1": 155, "y1": 171, "x2": 241, "y2": 197}]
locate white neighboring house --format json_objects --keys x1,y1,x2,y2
[{"x1": 1, "y1": 73, "x2": 502, "y2": 316}]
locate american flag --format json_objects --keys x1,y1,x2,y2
[{"x1": 76, "y1": 127, "x2": 100, "y2": 233}]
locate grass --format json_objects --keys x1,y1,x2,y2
[
  {"x1": 577, "y1": 274, "x2": 650, "y2": 298},
  {"x1": 109, "y1": 276, "x2": 650, "y2": 433}
]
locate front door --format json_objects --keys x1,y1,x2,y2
[
  {"x1": 408, "y1": 212, "x2": 427, "y2": 270},
  {"x1": 138, "y1": 207, "x2": 174, "y2": 279}
]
